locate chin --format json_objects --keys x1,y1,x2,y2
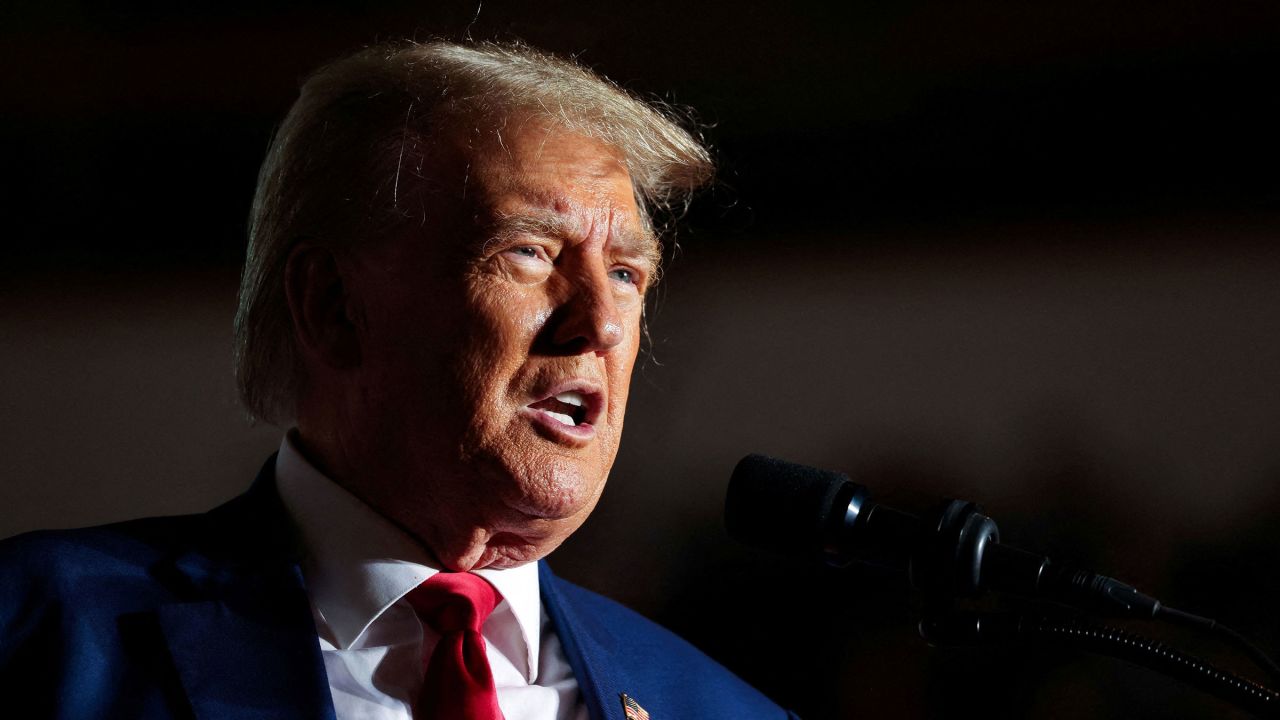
[{"x1": 502, "y1": 455, "x2": 607, "y2": 521}]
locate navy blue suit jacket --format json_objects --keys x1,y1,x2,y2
[{"x1": 0, "y1": 461, "x2": 795, "y2": 719}]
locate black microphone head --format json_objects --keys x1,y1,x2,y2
[{"x1": 725, "y1": 454, "x2": 856, "y2": 557}]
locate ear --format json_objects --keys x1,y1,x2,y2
[{"x1": 284, "y1": 242, "x2": 362, "y2": 369}]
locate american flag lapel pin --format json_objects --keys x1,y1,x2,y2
[{"x1": 620, "y1": 693, "x2": 651, "y2": 720}]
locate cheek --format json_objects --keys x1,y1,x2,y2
[
  {"x1": 457, "y1": 283, "x2": 548, "y2": 393},
  {"x1": 604, "y1": 324, "x2": 642, "y2": 417},
  {"x1": 526, "y1": 306, "x2": 553, "y2": 336},
  {"x1": 360, "y1": 308, "x2": 450, "y2": 403}
]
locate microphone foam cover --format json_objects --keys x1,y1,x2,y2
[{"x1": 725, "y1": 454, "x2": 853, "y2": 557}]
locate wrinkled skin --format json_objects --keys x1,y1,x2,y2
[{"x1": 289, "y1": 121, "x2": 655, "y2": 570}]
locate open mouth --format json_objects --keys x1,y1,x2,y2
[{"x1": 528, "y1": 390, "x2": 596, "y2": 427}]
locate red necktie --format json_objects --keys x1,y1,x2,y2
[{"x1": 405, "y1": 572, "x2": 506, "y2": 720}]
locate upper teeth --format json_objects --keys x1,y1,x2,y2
[{"x1": 555, "y1": 392, "x2": 586, "y2": 407}]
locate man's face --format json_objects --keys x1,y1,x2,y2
[{"x1": 337, "y1": 122, "x2": 655, "y2": 570}]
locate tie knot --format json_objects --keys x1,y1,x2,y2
[{"x1": 406, "y1": 572, "x2": 500, "y2": 635}]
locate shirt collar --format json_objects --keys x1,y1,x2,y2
[{"x1": 273, "y1": 431, "x2": 543, "y2": 681}]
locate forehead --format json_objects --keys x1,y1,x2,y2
[{"x1": 461, "y1": 124, "x2": 656, "y2": 249}]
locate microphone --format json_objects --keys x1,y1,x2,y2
[{"x1": 725, "y1": 454, "x2": 1162, "y2": 618}]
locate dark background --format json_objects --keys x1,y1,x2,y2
[{"x1": 3, "y1": 1, "x2": 1279, "y2": 717}]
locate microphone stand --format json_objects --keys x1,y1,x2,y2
[
  {"x1": 725, "y1": 454, "x2": 1280, "y2": 715},
  {"x1": 890, "y1": 498, "x2": 1280, "y2": 717}
]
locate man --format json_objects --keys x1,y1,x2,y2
[{"x1": 0, "y1": 40, "x2": 796, "y2": 719}]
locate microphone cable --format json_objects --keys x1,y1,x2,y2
[{"x1": 921, "y1": 612, "x2": 1280, "y2": 718}]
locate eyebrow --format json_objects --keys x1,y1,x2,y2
[{"x1": 487, "y1": 208, "x2": 661, "y2": 275}]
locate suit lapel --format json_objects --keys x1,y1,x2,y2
[
  {"x1": 156, "y1": 457, "x2": 336, "y2": 720},
  {"x1": 539, "y1": 561, "x2": 626, "y2": 720},
  {"x1": 158, "y1": 586, "x2": 334, "y2": 720}
]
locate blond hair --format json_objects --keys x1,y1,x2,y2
[{"x1": 234, "y1": 40, "x2": 713, "y2": 424}]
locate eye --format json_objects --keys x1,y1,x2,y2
[
  {"x1": 504, "y1": 245, "x2": 550, "y2": 262},
  {"x1": 609, "y1": 267, "x2": 638, "y2": 285}
]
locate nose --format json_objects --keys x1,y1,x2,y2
[{"x1": 545, "y1": 267, "x2": 625, "y2": 355}]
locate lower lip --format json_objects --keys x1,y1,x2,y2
[{"x1": 521, "y1": 407, "x2": 596, "y2": 445}]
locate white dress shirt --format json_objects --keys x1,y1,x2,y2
[{"x1": 274, "y1": 433, "x2": 590, "y2": 720}]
